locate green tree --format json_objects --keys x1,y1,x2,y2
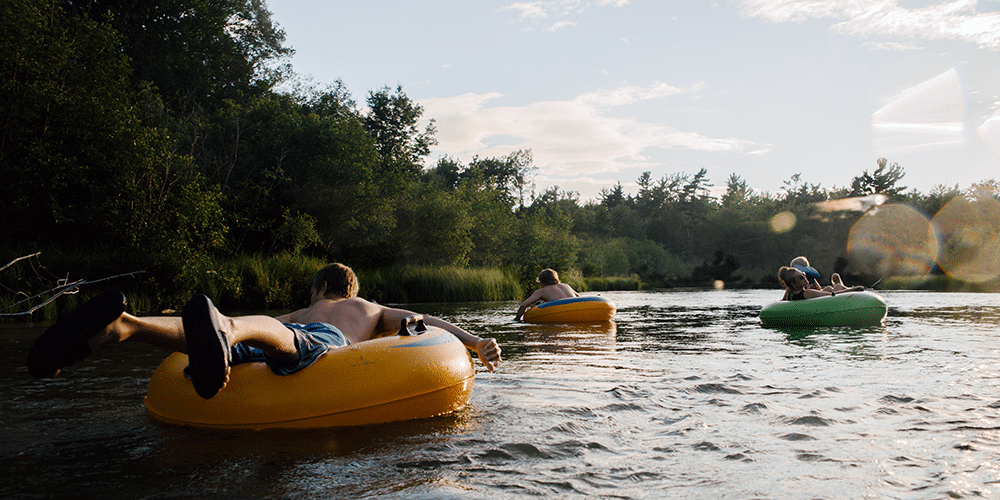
[
  {"x1": 511, "y1": 208, "x2": 580, "y2": 285},
  {"x1": 462, "y1": 150, "x2": 535, "y2": 206},
  {"x1": 364, "y1": 85, "x2": 437, "y2": 181},
  {"x1": 394, "y1": 183, "x2": 474, "y2": 266},
  {"x1": 66, "y1": 0, "x2": 292, "y2": 109},
  {"x1": 780, "y1": 173, "x2": 828, "y2": 208},
  {"x1": 850, "y1": 158, "x2": 907, "y2": 197},
  {"x1": 598, "y1": 182, "x2": 627, "y2": 209},
  {"x1": 721, "y1": 173, "x2": 755, "y2": 209},
  {"x1": 0, "y1": 0, "x2": 223, "y2": 252}
]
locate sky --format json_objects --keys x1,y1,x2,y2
[{"x1": 264, "y1": 0, "x2": 1000, "y2": 202}]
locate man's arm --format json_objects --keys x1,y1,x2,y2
[
  {"x1": 273, "y1": 308, "x2": 305, "y2": 324},
  {"x1": 379, "y1": 306, "x2": 502, "y2": 372},
  {"x1": 514, "y1": 289, "x2": 545, "y2": 321}
]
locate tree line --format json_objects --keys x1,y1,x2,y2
[{"x1": 2, "y1": 0, "x2": 997, "y2": 308}]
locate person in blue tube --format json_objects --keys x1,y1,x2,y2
[
  {"x1": 514, "y1": 268, "x2": 579, "y2": 321},
  {"x1": 28, "y1": 263, "x2": 502, "y2": 399}
]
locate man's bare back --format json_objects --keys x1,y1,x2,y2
[
  {"x1": 514, "y1": 282, "x2": 580, "y2": 321},
  {"x1": 275, "y1": 297, "x2": 393, "y2": 344},
  {"x1": 275, "y1": 294, "x2": 499, "y2": 372},
  {"x1": 536, "y1": 283, "x2": 578, "y2": 301}
]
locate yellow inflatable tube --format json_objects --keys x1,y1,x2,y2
[
  {"x1": 144, "y1": 318, "x2": 475, "y2": 430},
  {"x1": 523, "y1": 296, "x2": 617, "y2": 323}
]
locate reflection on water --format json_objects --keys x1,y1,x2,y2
[
  {"x1": 519, "y1": 321, "x2": 617, "y2": 355},
  {"x1": 2, "y1": 290, "x2": 1000, "y2": 499}
]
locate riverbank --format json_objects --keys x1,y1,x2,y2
[
  {"x1": 1, "y1": 251, "x2": 645, "y2": 320},
  {"x1": 4, "y1": 249, "x2": 993, "y2": 322}
]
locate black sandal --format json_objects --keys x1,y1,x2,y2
[
  {"x1": 182, "y1": 294, "x2": 232, "y2": 400},
  {"x1": 27, "y1": 290, "x2": 127, "y2": 378}
]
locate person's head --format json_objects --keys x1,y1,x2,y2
[
  {"x1": 789, "y1": 256, "x2": 810, "y2": 267},
  {"x1": 778, "y1": 266, "x2": 808, "y2": 290},
  {"x1": 309, "y1": 263, "x2": 359, "y2": 299},
  {"x1": 536, "y1": 268, "x2": 560, "y2": 286}
]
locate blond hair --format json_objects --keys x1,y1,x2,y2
[
  {"x1": 309, "y1": 263, "x2": 359, "y2": 299},
  {"x1": 789, "y1": 256, "x2": 810, "y2": 267}
]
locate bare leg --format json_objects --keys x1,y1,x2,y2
[
  {"x1": 222, "y1": 315, "x2": 299, "y2": 362},
  {"x1": 89, "y1": 314, "x2": 186, "y2": 352},
  {"x1": 182, "y1": 294, "x2": 301, "y2": 399},
  {"x1": 89, "y1": 312, "x2": 298, "y2": 362},
  {"x1": 30, "y1": 290, "x2": 300, "y2": 399}
]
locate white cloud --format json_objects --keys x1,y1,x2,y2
[
  {"x1": 861, "y1": 41, "x2": 925, "y2": 51},
  {"x1": 419, "y1": 83, "x2": 759, "y2": 181},
  {"x1": 734, "y1": 0, "x2": 1000, "y2": 50},
  {"x1": 500, "y1": 0, "x2": 629, "y2": 23},
  {"x1": 549, "y1": 20, "x2": 578, "y2": 30},
  {"x1": 576, "y1": 81, "x2": 705, "y2": 106},
  {"x1": 501, "y1": 2, "x2": 550, "y2": 20}
]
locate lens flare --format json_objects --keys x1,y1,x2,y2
[
  {"x1": 871, "y1": 68, "x2": 964, "y2": 155},
  {"x1": 932, "y1": 196, "x2": 1000, "y2": 283},
  {"x1": 847, "y1": 205, "x2": 937, "y2": 280},
  {"x1": 769, "y1": 211, "x2": 796, "y2": 234},
  {"x1": 978, "y1": 108, "x2": 1000, "y2": 157}
]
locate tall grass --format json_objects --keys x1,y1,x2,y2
[
  {"x1": 358, "y1": 266, "x2": 523, "y2": 303},
  {"x1": 4, "y1": 247, "x2": 646, "y2": 323},
  {"x1": 583, "y1": 275, "x2": 643, "y2": 291},
  {"x1": 188, "y1": 253, "x2": 327, "y2": 310}
]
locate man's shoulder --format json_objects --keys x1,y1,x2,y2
[
  {"x1": 324, "y1": 297, "x2": 375, "y2": 308},
  {"x1": 540, "y1": 284, "x2": 576, "y2": 300}
]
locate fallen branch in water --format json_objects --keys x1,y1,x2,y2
[
  {"x1": 0, "y1": 268, "x2": 145, "y2": 318},
  {"x1": 0, "y1": 252, "x2": 42, "y2": 274}
]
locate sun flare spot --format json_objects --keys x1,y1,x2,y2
[
  {"x1": 933, "y1": 196, "x2": 1000, "y2": 283},
  {"x1": 769, "y1": 212, "x2": 796, "y2": 234},
  {"x1": 847, "y1": 205, "x2": 938, "y2": 282}
]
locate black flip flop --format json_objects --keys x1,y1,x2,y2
[
  {"x1": 27, "y1": 290, "x2": 127, "y2": 378},
  {"x1": 182, "y1": 294, "x2": 231, "y2": 400}
]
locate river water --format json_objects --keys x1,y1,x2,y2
[{"x1": 2, "y1": 290, "x2": 999, "y2": 499}]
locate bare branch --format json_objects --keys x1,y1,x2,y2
[
  {"x1": 0, "y1": 252, "x2": 42, "y2": 273},
  {"x1": 0, "y1": 271, "x2": 145, "y2": 318}
]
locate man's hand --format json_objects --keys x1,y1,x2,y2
[{"x1": 474, "y1": 338, "x2": 502, "y2": 372}]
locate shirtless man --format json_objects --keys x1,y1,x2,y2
[
  {"x1": 513, "y1": 268, "x2": 579, "y2": 321},
  {"x1": 28, "y1": 263, "x2": 502, "y2": 399}
]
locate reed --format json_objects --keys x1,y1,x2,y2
[
  {"x1": 4, "y1": 248, "x2": 596, "y2": 320},
  {"x1": 583, "y1": 274, "x2": 643, "y2": 291},
  {"x1": 191, "y1": 253, "x2": 326, "y2": 309},
  {"x1": 358, "y1": 266, "x2": 523, "y2": 303}
]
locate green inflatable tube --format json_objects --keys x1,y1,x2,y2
[{"x1": 759, "y1": 291, "x2": 888, "y2": 327}]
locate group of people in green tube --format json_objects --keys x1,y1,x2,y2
[
  {"x1": 26, "y1": 259, "x2": 864, "y2": 402},
  {"x1": 779, "y1": 256, "x2": 866, "y2": 301}
]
